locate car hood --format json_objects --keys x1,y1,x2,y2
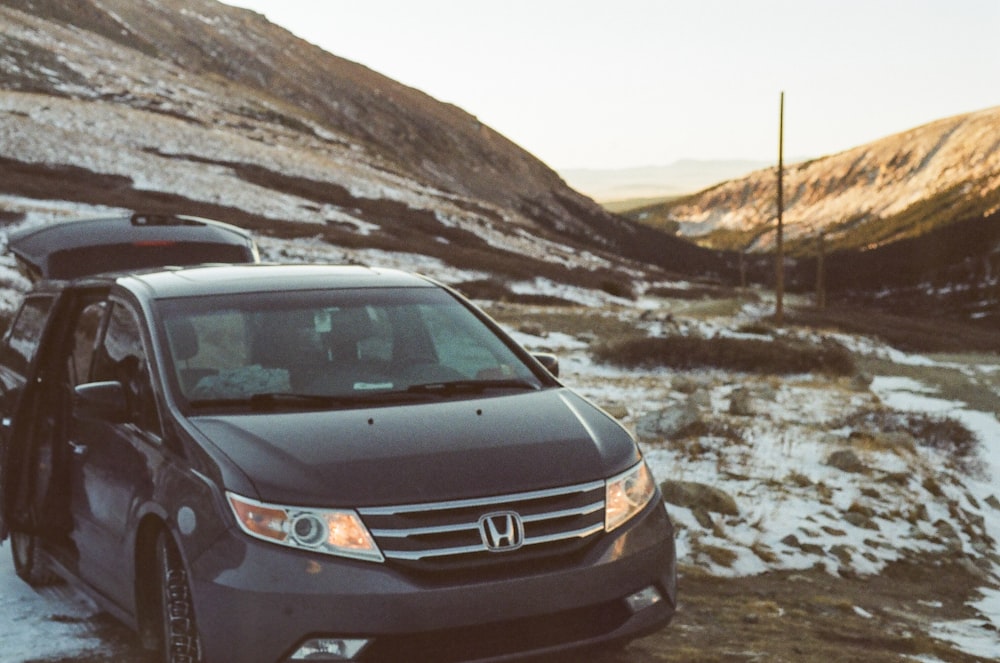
[{"x1": 189, "y1": 388, "x2": 640, "y2": 506}]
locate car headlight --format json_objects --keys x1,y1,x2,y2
[
  {"x1": 227, "y1": 492, "x2": 384, "y2": 562},
  {"x1": 605, "y1": 461, "x2": 657, "y2": 532}
]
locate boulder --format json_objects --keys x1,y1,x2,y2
[
  {"x1": 728, "y1": 387, "x2": 754, "y2": 416},
  {"x1": 688, "y1": 388, "x2": 712, "y2": 409},
  {"x1": 843, "y1": 511, "x2": 879, "y2": 530},
  {"x1": 636, "y1": 401, "x2": 700, "y2": 441},
  {"x1": 826, "y1": 449, "x2": 866, "y2": 473},
  {"x1": 933, "y1": 519, "x2": 963, "y2": 554},
  {"x1": 850, "y1": 372, "x2": 874, "y2": 391},
  {"x1": 660, "y1": 480, "x2": 739, "y2": 516},
  {"x1": 671, "y1": 375, "x2": 704, "y2": 394},
  {"x1": 691, "y1": 508, "x2": 714, "y2": 529},
  {"x1": 829, "y1": 544, "x2": 855, "y2": 564},
  {"x1": 873, "y1": 431, "x2": 916, "y2": 453},
  {"x1": 517, "y1": 322, "x2": 546, "y2": 338},
  {"x1": 601, "y1": 404, "x2": 629, "y2": 420}
]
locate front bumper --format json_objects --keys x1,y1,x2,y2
[{"x1": 188, "y1": 501, "x2": 676, "y2": 662}]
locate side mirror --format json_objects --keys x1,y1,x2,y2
[
  {"x1": 74, "y1": 381, "x2": 129, "y2": 423},
  {"x1": 532, "y1": 352, "x2": 559, "y2": 378}
]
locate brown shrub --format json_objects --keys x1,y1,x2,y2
[
  {"x1": 593, "y1": 334, "x2": 855, "y2": 376},
  {"x1": 646, "y1": 283, "x2": 745, "y2": 301},
  {"x1": 835, "y1": 408, "x2": 981, "y2": 474},
  {"x1": 452, "y1": 279, "x2": 577, "y2": 306},
  {"x1": 788, "y1": 305, "x2": 1000, "y2": 354}
]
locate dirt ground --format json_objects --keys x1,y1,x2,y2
[
  {"x1": 29, "y1": 555, "x2": 994, "y2": 663},
  {"x1": 594, "y1": 558, "x2": 994, "y2": 663}
]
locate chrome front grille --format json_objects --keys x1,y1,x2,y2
[{"x1": 358, "y1": 480, "x2": 606, "y2": 572}]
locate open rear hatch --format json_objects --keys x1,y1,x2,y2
[{"x1": 7, "y1": 212, "x2": 259, "y2": 281}]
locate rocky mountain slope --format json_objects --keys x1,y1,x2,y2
[
  {"x1": 631, "y1": 107, "x2": 1000, "y2": 257},
  {"x1": 0, "y1": 0, "x2": 720, "y2": 298},
  {"x1": 617, "y1": 108, "x2": 1000, "y2": 324}
]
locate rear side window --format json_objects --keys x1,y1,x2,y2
[
  {"x1": 1, "y1": 296, "x2": 54, "y2": 375},
  {"x1": 91, "y1": 303, "x2": 162, "y2": 434},
  {"x1": 68, "y1": 301, "x2": 108, "y2": 386}
]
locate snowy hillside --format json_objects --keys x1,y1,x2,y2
[{"x1": 1, "y1": 0, "x2": 706, "y2": 298}]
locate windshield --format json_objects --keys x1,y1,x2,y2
[{"x1": 157, "y1": 287, "x2": 544, "y2": 409}]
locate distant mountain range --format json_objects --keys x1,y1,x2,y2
[{"x1": 559, "y1": 160, "x2": 772, "y2": 203}]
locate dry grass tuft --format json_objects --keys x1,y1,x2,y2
[
  {"x1": 594, "y1": 334, "x2": 855, "y2": 376},
  {"x1": 836, "y1": 408, "x2": 981, "y2": 474}
]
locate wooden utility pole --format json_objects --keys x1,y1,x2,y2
[
  {"x1": 775, "y1": 91, "x2": 785, "y2": 325},
  {"x1": 739, "y1": 247, "x2": 747, "y2": 290},
  {"x1": 816, "y1": 230, "x2": 826, "y2": 310}
]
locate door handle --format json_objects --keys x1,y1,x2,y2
[{"x1": 68, "y1": 440, "x2": 88, "y2": 457}]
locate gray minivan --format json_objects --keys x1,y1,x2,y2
[{"x1": 0, "y1": 217, "x2": 676, "y2": 662}]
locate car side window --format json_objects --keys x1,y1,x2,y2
[
  {"x1": 1, "y1": 295, "x2": 55, "y2": 376},
  {"x1": 91, "y1": 303, "x2": 161, "y2": 435},
  {"x1": 68, "y1": 301, "x2": 107, "y2": 387}
]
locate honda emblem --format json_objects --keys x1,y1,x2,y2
[{"x1": 478, "y1": 511, "x2": 524, "y2": 552}]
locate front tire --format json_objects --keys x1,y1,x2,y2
[{"x1": 154, "y1": 531, "x2": 203, "y2": 663}]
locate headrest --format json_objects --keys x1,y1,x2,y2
[
  {"x1": 168, "y1": 318, "x2": 199, "y2": 362},
  {"x1": 328, "y1": 307, "x2": 374, "y2": 343}
]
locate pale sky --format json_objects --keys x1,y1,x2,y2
[{"x1": 221, "y1": 0, "x2": 1000, "y2": 170}]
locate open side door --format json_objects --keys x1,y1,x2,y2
[
  {"x1": 0, "y1": 294, "x2": 60, "y2": 542},
  {"x1": 0, "y1": 289, "x2": 106, "y2": 544}
]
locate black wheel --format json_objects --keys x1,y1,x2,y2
[
  {"x1": 154, "y1": 531, "x2": 203, "y2": 663},
  {"x1": 10, "y1": 529, "x2": 60, "y2": 586}
]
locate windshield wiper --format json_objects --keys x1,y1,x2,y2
[
  {"x1": 188, "y1": 380, "x2": 540, "y2": 410},
  {"x1": 405, "y1": 378, "x2": 540, "y2": 396},
  {"x1": 188, "y1": 397, "x2": 256, "y2": 409},
  {"x1": 247, "y1": 392, "x2": 408, "y2": 410},
  {"x1": 189, "y1": 392, "x2": 398, "y2": 411}
]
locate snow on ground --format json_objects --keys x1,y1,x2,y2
[
  {"x1": 871, "y1": 375, "x2": 1000, "y2": 658},
  {"x1": 933, "y1": 588, "x2": 1000, "y2": 662},
  {"x1": 0, "y1": 551, "x2": 110, "y2": 662},
  {"x1": 509, "y1": 302, "x2": 1000, "y2": 659}
]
